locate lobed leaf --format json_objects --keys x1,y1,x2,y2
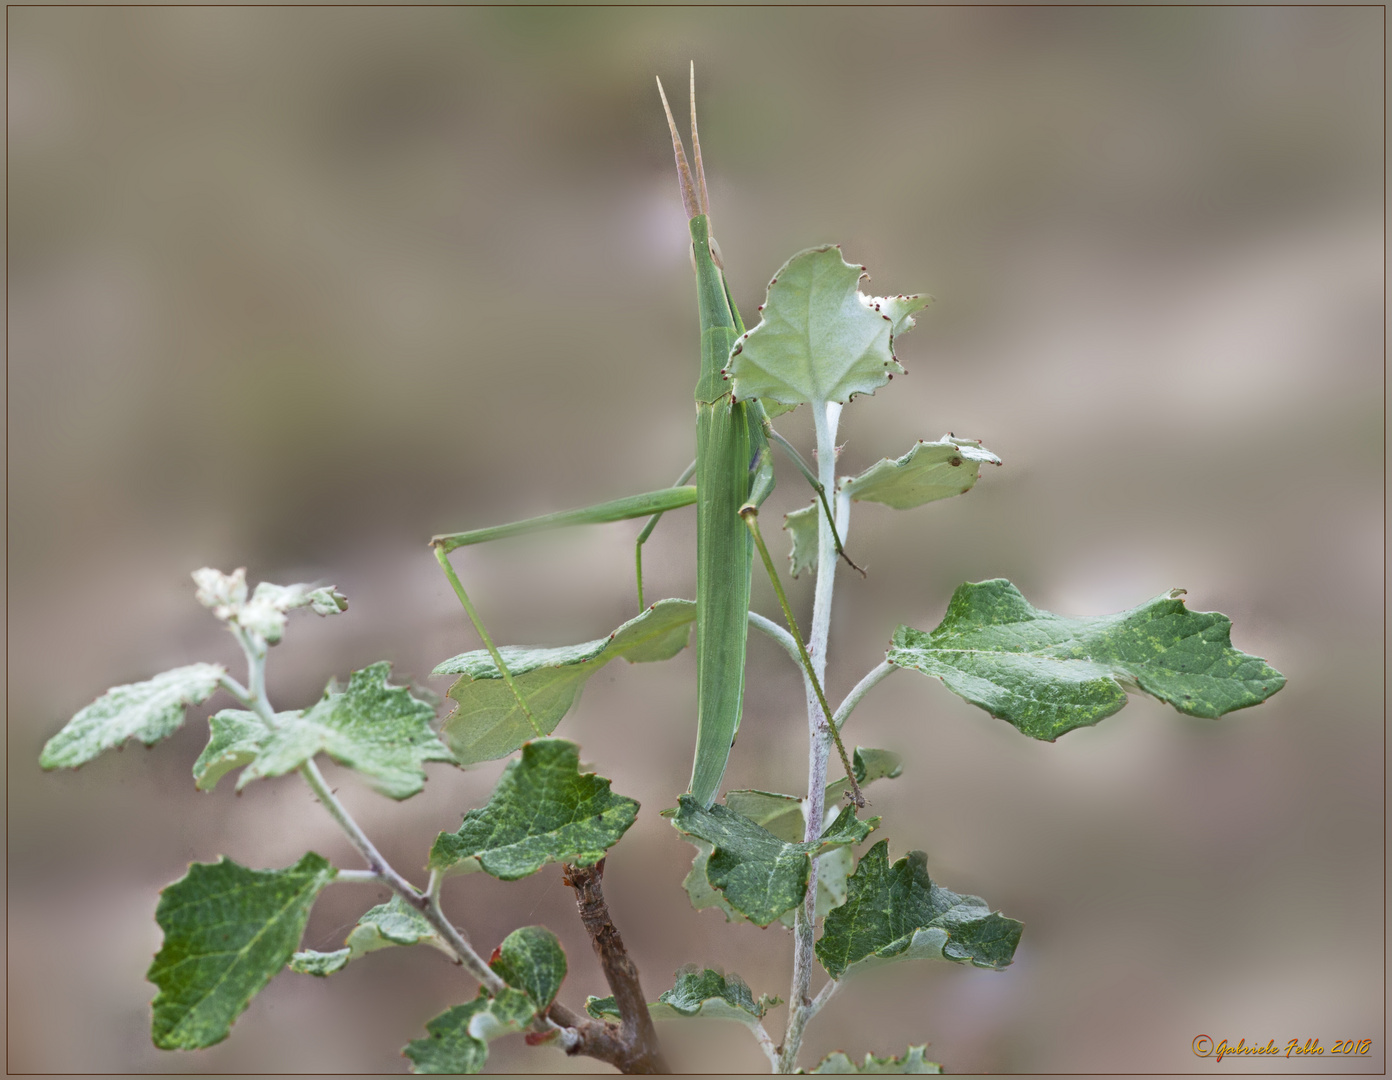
[
  {"x1": 669, "y1": 797, "x2": 876, "y2": 926},
  {"x1": 429, "y1": 739, "x2": 638, "y2": 879},
  {"x1": 724, "y1": 246, "x2": 927, "y2": 410},
  {"x1": 808, "y1": 1046, "x2": 942, "y2": 1073},
  {"x1": 586, "y1": 966, "x2": 779, "y2": 1028},
  {"x1": 192, "y1": 710, "x2": 281, "y2": 791},
  {"x1": 225, "y1": 663, "x2": 454, "y2": 799},
  {"x1": 434, "y1": 599, "x2": 695, "y2": 766},
  {"x1": 491, "y1": 926, "x2": 566, "y2": 1011},
  {"x1": 815, "y1": 841, "x2": 1021, "y2": 980},
  {"x1": 148, "y1": 853, "x2": 336, "y2": 1049},
  {"x1": 41, "y1": 663, "x2": 225, "y2": 770},
  {"x1": 889, "y1": 579, "x2": 1286, "y2": 740},
  {"x1": 840, "y1": 436, "x2": 1000, "y2": 510},
  {"x1": 403, "y1": 989, "x2": 537, "y2": 1075}
]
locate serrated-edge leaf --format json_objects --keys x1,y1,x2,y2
[
  {"x1": 651, "y1": 965, "x2": 779, "y2": 1025},
  {"x1": 808, "y1": 1046, "x2": 943, "y2": 1074},
  {"x1": 840, "y1": 436, "x2": 1001, "y2": 510},
  {"x1": 888, "y1": 579, "x2": 1286, "y2": 740},
  {"x1": 235, "y1": 662, "x2": 454, "y2": 799},
  {"x1": 147, "y1": 852, "x2": 336, "y2": 1049},
  {"x1": 491, "y1": 926, "x2": 566, "y2": 1011},
  {"x1": 670, "y1": 797, "x2": 877, "y2": 926},
  {"x1": 428, "y1": 739, "x2": 638, "y2": 879},
  {"x1": 815, "y1": 841, "x2": 1021, "y2": 979},
  {"x1": 288, "y1": 948, "x2": 350, "y2": 977},
  {"x1": 725, "y1": 246, "x2": 917, "y2": 409},
  {"x1": 785, "y1": 503, "x2": 820, "y2": 578},
  {"x1": 434, "y1": 598, "x2": 695, "y2": 766},
  {"x1": 40, "y1": 663, "x2": 226, "y2": 770}
]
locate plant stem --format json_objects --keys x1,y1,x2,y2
[
  {"x1": 832, "y1": 660, "x2": 897, "y2": 731},
  {"x1": 779, "y1": 401, "x2": 845, "y2": 1073}
]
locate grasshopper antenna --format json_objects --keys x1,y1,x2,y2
[
  {"x1": 656, "y1": 75, "x2": 699, "y2": 220},
  {"x1": 688, "y1": 62, "x2": 710, "y2": 217}
]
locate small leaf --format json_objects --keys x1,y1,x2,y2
[
  {"x1": 815, "y1": 841, "x2": 1021, "y2": 980},
  {"x1": 346, "y1": 895, "x2": 450, "y2": 959},
  {"x1": 148, "y1": 853, "x2": 336, "y2": 1049},
  {"x1": 404, "y1": 989, "x2": 538, "y2": 1074},
  {"x1": 288, "y1": 949, "x2": 350, "y2": 977},
  {"x1": 651, "y1": 966, "x2": 779, "y2": 1025},
  {"x1": 889, "y1": 579, "x2": 1287, "y2": 741},
  {"x1": 724, "y1": 246, "x2": 926, "y2": 410},
  {"x1": 669, "y1": 797, "x2": 877, "y2": 926},
  {"x1": 192, "y1": 710, "x2": 273, "y2": 791},
  {"x1": 491, "y1": 926, "x2": 566, "y2": 1011},
  {"x1": 785, "y1": 503, "x2": 820, "y2": 578},
  {"x1": 809, "y1": 1046, "x2": 942, "y2": 1074},
  {"x1": 404, "y1": 997, "x2": 488, "y2": 1074},
  {"x1": 584, "y1": 967, "x2": 779, "y2": 1028},
  {"x1": 428, "y1": 739, "x2": 639, "y2": 879},
  {"x1": 840, "y1": 436, "x2": 1001, "y2": 510},
  {"x1": 235, "y1": 662, "x2": 455, "y2": 799},
  {"x1": 435, "y1": 598, "x2": 695, "y2": 766},
  {"x1": 41, "y1": 663, "x2": 226, "y2": 770}
]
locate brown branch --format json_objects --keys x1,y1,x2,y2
[{"x1": 555, "y1": 859, "x2": 669, "y2": 1074}]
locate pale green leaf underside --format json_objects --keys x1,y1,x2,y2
[
  {"x1": 841, "y1": 436, "x2": 1001, "y2": 510},
  {"x1": 428, "y1": 739, "x2": 638, "y2": 879},
  {"x1": 192, "y1": 709, "x2": 288, "y2": 791},
  {"x1": 229, "y1": 662, "x2": 453, "y2": 799},
  {"x1": 148, "y1": 853, "x2": 336, "y2": 1049},
  {"x1": 809, "y1": 1046, "x2": 942, "y2": 1074},
  {"x1": 586, "y1": 965, "x2": 779, "y2": 1027},
  {"x1": 785, "y1": 503, "x2": 819, "y2": 578},
  {"x1": 403, "y1": 989, "x2": 536, "y2": 1075},
  {"x1": 816, "y1": 841, "x2": 1021, "y2": 980},
  {"x1": 670, "y1": 796, "x2": 877, "y2": 926},
  {"x1": 288, "y1": 949, "x2": 350, "y2": 977},
  {"x1": 434, "y1": 599, "x2": 695, "y2": 766},
  {"x1": 889, "y1": 579, "x2": 1287, "y2": 741},
  {"x1": 41, "y1": 663, "x2": 225, "y2": 770},
  {"x1": 725, "y1": 246, "x2": 923, "y2": 409},
  {"x1": 492, "y1": 926, "x2": 567, "y2": 1011}
]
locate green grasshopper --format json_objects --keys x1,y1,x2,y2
[{"x1": 431, "y1": 68, "x2": 861, "y2": 808}]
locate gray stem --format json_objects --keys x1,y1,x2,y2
[{"x1": 779, "y1": 401, "x2": 844, "y2": 1073}]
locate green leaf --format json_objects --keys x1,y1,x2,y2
[
  {"x1": 403, "y1": 988, "x2": 537, "y2": 1075},
  {"x1": 40, "y1": 663, "x2": 225, "y2": 770},
  {"x1": 724, "y1": 246, "x2": 927, "y2": 410},
  {"x1": 684, "y1": 750, "x2": 901, "y2": 926},
  {"x1": 288, "y1": 949, "x2": 350, "y2": 977},
  {"x1": 148, "y1": 852, "x2": 336, "y2": 1049},
  {"x1": 233, "y1": 662, "x2": 455, "y2": 799},
  {"x1": 192, "y1": 710, "x2": 275, "y2": 791},
  {"x1": 491, "y1": 926, "x2": 566, "y2": 1011},
  {"x1": 345, "y1": 895, "x2": 450, "y2": 959},
  {"x1": 785, "y1": 503, "x2": 820, "y2": 578},
  {"x1": 669, "y1": 796, "x2": 877, "y2": 926},
  {"x1": 585, "y1": 966, "x2": 779, "y2": 1028},
  {"x1": 651, "y1": 966, "x2": 779, "y2": 1024},
  {"x1": 435, "y1": 598, "x2": 695, "y2": 766},
  {"x1": 809, "y1": 1046, "x2": 942, "y2": 1073},
  {"x1": 815, "y1": 841, "x2": 1021, "y2": 980},
  {"x1": 840, "y1": 436, "x2": 1001, "y2": 510},
  {"x1": 429, "y1": 739, "x2": 639, "y2": 879},
  {"x1": 888, "y1": 579, "x2": 1287, "y2": 741}
]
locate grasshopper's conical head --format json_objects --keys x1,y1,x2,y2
[{"x1": 656, "y1": 67, "x2": 711, "y2": 222}]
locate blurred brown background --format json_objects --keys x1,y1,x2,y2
[{"x1": 8, "y1": 7, "x2": 1382, "y2": 1075}]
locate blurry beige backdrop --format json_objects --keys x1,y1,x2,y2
[{"x1": 8, "y1": 6, "x2": 1382, "y2": 1075}]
